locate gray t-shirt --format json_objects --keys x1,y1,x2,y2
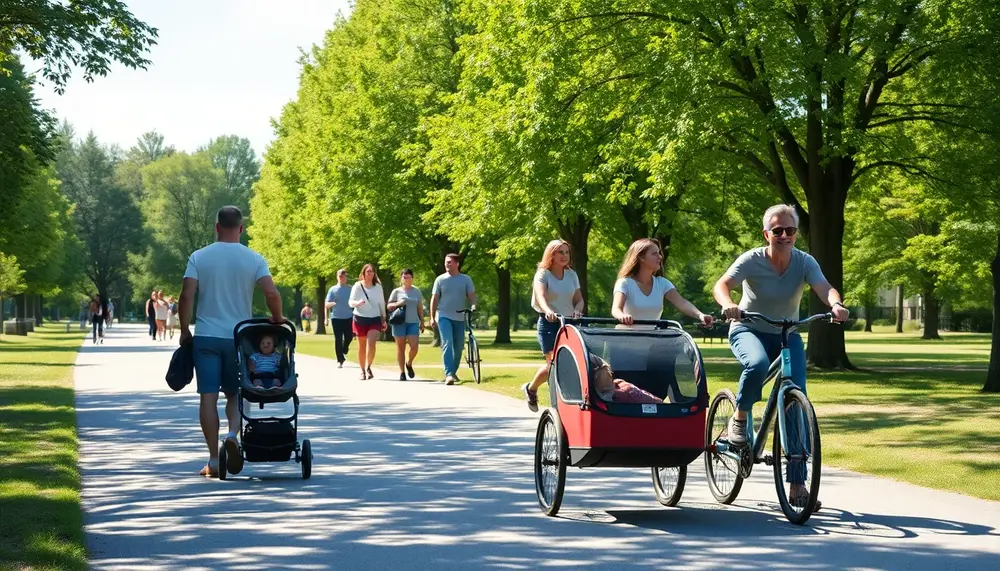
[
  {"x1": 724, "y1": 247, "x2": 826, "y2": 334},
  {"x1": 432, "y1": 272, "x2": 475, "y2": 322},
  {"x1": 325, "y1": 284, "x2": 353, "y2": 320},
  {"x1": 388, "y1": 286, "x2": 424, "y2": 323}
]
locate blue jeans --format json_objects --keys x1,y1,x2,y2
[
  {"x1": 729, "y1": 324, "x2": 809, "y2": 484},
  {"x1": 437, "y1": 317, "x2": 465, "y2": 377}
]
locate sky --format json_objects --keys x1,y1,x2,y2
[{"x1": 32, "y1": 0, "x2": 352, "y2": 157}]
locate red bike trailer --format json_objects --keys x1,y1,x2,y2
[{"x1": 533, "y1": 317, "x2": 709, "y2": 516}]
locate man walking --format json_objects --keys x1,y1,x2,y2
[
  {"x1": 325, "y1": 269, "x2": 354, "y2": 368},
  {"x1": 429, "y1": 253, "x2": 477, "y2": 385},
  {"x1": 179, "y1": 206, "x2": 283, "y2": 478}
]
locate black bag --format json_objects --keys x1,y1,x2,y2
[
  {"x1": 388, "y1": 305, "x2": 406, "y2": 325},
  {"x1": 166, "y1": 340, "x2": 194, "y2": 391}
]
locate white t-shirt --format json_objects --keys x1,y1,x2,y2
[
  {"x1": 614, "y1": 276, "x2": 676, "y2": 325},
  {"x1": 183, "y1": 242, "x2": 271, "y2": 339},
  {"x1": 350, "y1": 282, "x2": 385, "y2": 319},
  {"x1": 531, "y1": 268, "x2": 581, "y2": 316}
]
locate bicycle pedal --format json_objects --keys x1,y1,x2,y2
[{"x1": 762, "y1": 454, "x2": 774, "y2": 466}]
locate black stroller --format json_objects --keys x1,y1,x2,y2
[{"x1": 219, "y1": 318, "x2": 312, "y2": 480}]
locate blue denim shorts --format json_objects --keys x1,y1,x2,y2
[
  {"x1": 391, "y1": 322, "x2": 420, "y2": 338},
  {"x1": 537, "y1": 315, "x2": 560, "y2": 354},
  {"x1": 193, "y1": 336, "x2": 239, "y2": 395}
]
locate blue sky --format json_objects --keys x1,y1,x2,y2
[{"x1": 32, "y1": 0, "x2": 351, "y2": 157}]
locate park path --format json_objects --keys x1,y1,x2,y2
[{"x1": 74, "y1": 324, "x2": 1000, "y2": 570}]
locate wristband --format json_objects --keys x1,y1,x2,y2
[{"x1": 832, "y1": 302, "x2": 846, "y2": 309}]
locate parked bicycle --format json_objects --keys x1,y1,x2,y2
[
  {"x1": 457, "y1": 308, "x2": 482, "y2": 384},
  {"x1": 705, "y1": 311, "x2": 835, "y2": 525}
]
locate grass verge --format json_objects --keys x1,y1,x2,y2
[
  {"x1": 0, "y1": 326, "x2": 87, "y2": 571},
  {"x1": 297, "y1": 327, "x2": 999, "y2": 500}
]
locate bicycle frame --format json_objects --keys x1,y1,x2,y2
[{"x1": 713, "y1": 314, "x2": 825, "y2": 471}]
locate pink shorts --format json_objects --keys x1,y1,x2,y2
[{"x1": 353, "y1": 315, "x2": 383, "y2": 336}]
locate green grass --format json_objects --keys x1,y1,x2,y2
[
  {"x1": 297, "y1": 326, "x2": 999, "y2": 500},
  {"x1": 0, "y1": 326, "x2": 87, "y2": 571}
]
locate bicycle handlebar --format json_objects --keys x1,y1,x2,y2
[
  {"x1": 557, "y1": 315, "x2": 685, "y2": 330},
  {"x1": 739, "y1": 311, "x2": 835, "y2": 327}
]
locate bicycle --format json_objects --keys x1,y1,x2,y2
[
  {"x1": 705, "y1": 311, "x2": 835, "y2": 525},
  {"x1": 457, "y1": 308, "x2": 482, "y2": 384}
]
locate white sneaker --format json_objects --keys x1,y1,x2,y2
[
  {"x1": 728, "y1": 416, "x2": 748, "y2": 445},
  {"x1": 444, "y1": 375, "x2": 456, "y2": 385}
]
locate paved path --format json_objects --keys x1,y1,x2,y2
[{"x1": 74, "y1": 325, "x2": 1000, "y2": 570}]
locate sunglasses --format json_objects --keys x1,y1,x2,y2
[{"x1": 768, "y1": 226, "x2": 798, "y2": 237}]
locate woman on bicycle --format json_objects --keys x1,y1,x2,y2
[
  {"x1": 713, "y1": 204, "x2": 849, "y2": 506},
  {"x1": 522, "y1": 240, "x2": 584, "y2": 412},
  {"x1": 611, "y1": 238, "x2": 713, "y2": 330},
  {"x1": 387, "y1": 268, "x2": 425, "y2": 381},
  {"x1": 349, "y1": 263, "x2": 387, "y2": 380}
]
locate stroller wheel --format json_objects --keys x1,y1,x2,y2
[
  {"x1": 219, "y1": 446, "x2": 228, "y2": 480},
  {"x1": 301, "y1": 439, "x2": 312, "y2": 480}
]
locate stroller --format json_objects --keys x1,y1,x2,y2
[
  {"x1": 533, "y1": 317, "x2": 708, "y2": 515},
  {"x1": 219, "y1": 318, "x2": 312, "y2": 480}
]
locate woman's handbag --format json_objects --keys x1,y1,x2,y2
[{"x1": 388, "y1": 305, "x2": 406, "y2": 325}]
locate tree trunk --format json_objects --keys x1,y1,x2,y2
[
  {"x1": 34, "y1": 294, "x2": 43, "y2": 326},
  {"x1": 512, "y1": 288, "x2": 520, "y2": 332},
  {"x1": 895, "y1": 284, "x2": 905, "y2": 333},
  {"x1": 863, "y1": 300, "x2": 874, "y2": 332},
  {"x1": 921, "y1": 282, "x2": 941, "y2": 340},
  {"x1": 314, "y1": 277, "x2": 327, "y2": 335},
  {"x1": 805, "y1": 199, "x2": 853, "y2": 369},
  {"x1": 556, "y1": 213, "x2": 592, "y2": 314},
  {"x1": 494, "y1": 264, "x2": 511, "y2": 344},
  {"x1": 293, "y1": 285, "x2": 303, "y2": 330},
  {"x1": 983, "y1": 232, "x2": 1000, "y2": 392}
]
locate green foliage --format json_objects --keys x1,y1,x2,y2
[
  {"x1": 0, "y1": 251, "x2": 25, "y2": 296},
  {"x1": 0, "y1": 0, "x2": 157, "y2": 93}
]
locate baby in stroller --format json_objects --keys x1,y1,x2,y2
[
  {"x1": 589, "y1": 354, "x2": 665, "y2": 404},
  {"x1": 248, "y1": 333, "x2": 284, "y2": 389}
]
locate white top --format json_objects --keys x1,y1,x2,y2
[
  {"x1": 614, "y1": 276, "x2": 676, "y2": 325},
  {"x1": 531, "y1": 268, "x2": 581, "y2": 316},
  {"x1": 154, "y1": 301, "x2": 169, "y2": 320},
  {"x1": 183, "y1": 242, "x2": 271, "y2": 339},
  {"x1": 350, "y1": 282, "x2": 385, "y2": 319}
]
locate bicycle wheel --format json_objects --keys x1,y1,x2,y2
[
  {"x1": 773, "y1": 388, "x2": 821, "y2": 525},
  {"x1": 534, "y1": 410, "x2": 567, "y2": 516},
  {"x1": 651, "y1": 465, "x2": 687, "y2": 507},
  {"x1": 705, "y1": 389, "x2": 744, "y2": 504},
  {"x1": 468, "y1": 335, "x2": 481, "y2": 384}
]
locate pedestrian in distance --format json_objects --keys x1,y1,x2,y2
[
  {"x1": 387, "y1": 268, "x2": 425, "y2": 381},
  {"x1": 349, "y1": 263, "x2": 387, "y2": 380},
  {"x1": 154, "y1": 290, "x2": 169, "y2": 341},
  {"x1": 325, "y1": 269, "x2": 355, "y2": 368},
  {"x1": 522, "y1": 239, "x2": 583, "y2": 412},
  {"x1": 428, "y1": 253, "x2": 477, "y2": 385},
  {"x1": 145, "y1": 290, "x2": 157, "y2": 340},
  {"x1": 179, "y1": 205, "x2": 284, "y2": 478},
  {"x1": 300, "y1": 303, "x2": 313, "y2": 333}
]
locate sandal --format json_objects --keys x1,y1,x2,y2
[
  {"x1": 199, "y1": 462, "x2": 219, "y2": 477},
  {"x1": 360, "y1": 371, "x2": 367, "y2": 380},
  {"x1": 790, "y1": 493, "x2": 822, "y2": 511},
  {"x1": 367, "y1": 367, "x2": 374, "y2": 379}
]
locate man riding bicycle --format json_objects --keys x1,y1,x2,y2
[{"x1": 713, "y1": 204, "x2": 849, "y2": 505}]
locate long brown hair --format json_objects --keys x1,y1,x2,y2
[
  {"x1": 537, "y1": 239, "x2": 571, "y2": 271},
  {"x1": 617, "y1": 238, "x2": 663, "y2": 279},
  {"x1": 358, "y1": 263, "x2": 380, "y2": 285}
]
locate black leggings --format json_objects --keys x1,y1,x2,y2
[
  {"x1": 148, "y1": 317, "x2": 157, "y2": 338},
  {"x1": 92, "y1": 318, "x2": 104, "y2": 341}
]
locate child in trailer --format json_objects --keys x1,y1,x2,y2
[
  {"x1": 590, "y1": 355, "x2": 665, "y2": 405},
  {"x1": 248, "y1": 334, "x2": 284, "y2": 389}
]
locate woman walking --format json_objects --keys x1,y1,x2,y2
[
  {"x1": 89, "y1": 294, "x2": 105, "y2": 344},
  {"x1": 166, "y1": 295, "x2": 179, "y2": 339},
  {"x1": 521, "y1": 240, "x2": 583, "y2": 412},
  {"x1": 145, "y1": 290, "x2": 157, "y2": 340},
  {"x1": 349, "y1": 264, "x2": 387, "y2": 380},
  {"x1": 387, "y1": 269, "x2": 425, "y2": 381},
  {"x1": 612, "y1": 238, "x2": 713, "y2": 329},
  {"x1": 154, "y1": 290, "x2": 169, "y2": 341}
]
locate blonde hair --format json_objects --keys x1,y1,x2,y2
[
  {"x1": 537, "y1": 239, "x2": 571, "y2": 271},
  {"x1": 617, "y1": 238, "x2": 663, "y2": 279},
  {"x1": 358, "y1": 263, "x2": 380, "y2": 285}
]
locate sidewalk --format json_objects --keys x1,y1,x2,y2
[{"x1": 74, "y1": 324, "x2": 1000, "y2": 570}]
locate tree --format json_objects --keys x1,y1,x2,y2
[
  {"x1": 56, "y1": 132, "x2": 145, "y2": 303},
  {"x1": 488, "y1": 0, "x2": 993, "y2": 368},
  {"x1": 0, "y1": 0, "x2": 157, "y2": 93},
  {"x1": 0, "y1": 251, "x2": 25, "y2": 297},
  {"x1": 200, "y1": 135, "x2": 259, "y2": 209}
]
